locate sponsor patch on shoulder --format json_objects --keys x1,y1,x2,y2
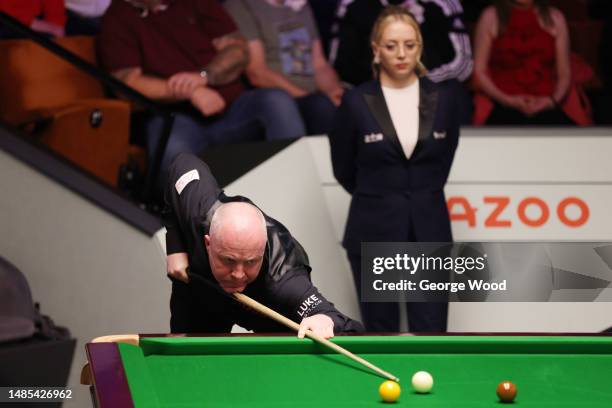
[{"x1": 175, "y1": 169, "x2": 199, "y2": 195}]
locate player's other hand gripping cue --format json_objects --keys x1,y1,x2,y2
[
  {"x1": 298, "y1": 314, "x2": 335, "y2": 339},
  {"x1": 167, "y1": 252, "x2": 190, "y2": 283}
]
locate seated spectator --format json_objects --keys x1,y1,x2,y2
[
  {"x1": 98, "y1": 0, "x2": 306, "y2": 189},
  {"x1": 65, "y1": 0, "x2": 110, "y2": 35},
  {"x1": 223, "y1": 0, "x2": 344, "y2": 135},
  {"x1": 473, "y1": 0, "x2": 592, "y2": 125},
  {"x1": 0, "y1": 0, "x2": 65, "y2": 38},
  {"x1": 331, "y1": 0, "x2": 473, "y2": 123}
]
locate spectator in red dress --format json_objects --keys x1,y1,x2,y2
[{"x1": 472, "y1": 0, "x2": 592, "y2": 125}]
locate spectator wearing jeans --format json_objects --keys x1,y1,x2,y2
[
  {"x1": 98, "y1": 0, "x2": 306, "y2": 187},
  {"x1": 223, "y1": 0, "x2": 344, "y2": 135}
]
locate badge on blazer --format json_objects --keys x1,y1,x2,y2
[
  {"x1": 175, "y1": 169, "x2": 200, "y2": 195},
  {"x1": 364, "y1": 133, "x2": 384, "y2": 143},
  {"x1": 433, "y1": 131, "x2": 447, "y2": 139}
]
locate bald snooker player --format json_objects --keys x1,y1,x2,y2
[{"x1": 163, "y1": 153, "x2": 364, "y2": 338}]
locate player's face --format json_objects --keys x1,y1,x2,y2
[
  {"x1": 373, "y1": 20, "x2": 420, "y2": 84},
  {"x1": 205, "y1": 235, "x2": 265, "y2": 293}
]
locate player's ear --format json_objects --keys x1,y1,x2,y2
[{"x1": 204, "y1": 235, "x2": 211, "y2": 248}]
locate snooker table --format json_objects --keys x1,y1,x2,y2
[{"x1": 83, "y1": 334, "x2": 612, "y2": 407}]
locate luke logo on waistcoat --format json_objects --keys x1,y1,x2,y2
[
  {"x1": 433, "y1": 131, "x2": 447, "y2": 140},
  {"x1": 297, "y1": 294, "x2": 322, "y2": 317},
  {"x1": 364, "y1": 133, "x2": 384, "y2": 143}
]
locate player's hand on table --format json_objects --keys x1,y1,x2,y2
[
  {"x1": 190, "y1": 86, "x2": 226, "y2": 116},
  {"x1": 167, "y1": 252, "x2": 190, "y2": 283},
  {"x1": 298, "y1": 314, "x2": 335, "y2": 339}
]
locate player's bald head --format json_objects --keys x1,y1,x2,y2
[
  {"x1": 204, "y1": 202, "x2": 266, "y2": 292},
  {"x1": 208, "y1": 202, "x2": 267, "y2": 248}
]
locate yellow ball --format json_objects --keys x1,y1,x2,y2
[{"x1": 379, "y1": 380, "x2": 401, "y2": 403}]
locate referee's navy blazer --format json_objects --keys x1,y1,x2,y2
[{"x1": 329, "y1": 78, "x2": 461, "y2": 254}]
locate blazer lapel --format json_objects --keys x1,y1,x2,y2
[
  {"x1": 418, "y1": 78, "x2": 438, "y2": 141},
  {"x1": 363, "y1": 83, "x2": 403, "y2": 154}
]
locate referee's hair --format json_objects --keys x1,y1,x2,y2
[{"x1": 209, "y1": 202, "x2": 267, "y2": 241}]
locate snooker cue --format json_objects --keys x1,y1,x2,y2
[
  {"x1": 185, "y1": 271, "x2": 399, "y2": 382},
  {"x1": 232, "y1": 292, "x2": 400, "y2": 383}
]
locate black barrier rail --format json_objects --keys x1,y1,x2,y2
[{"x1": 0, "y1": 11, "x2": 174, "y2": 204}]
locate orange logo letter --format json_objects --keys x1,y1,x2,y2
[
  {"x1": 484, "y1": 197, "x2": 511, "y2": 228},
  {"x1": 557, "y1": 197, "x2": 589, "y2": 227},
  {"x1": 448, "y1": 197, "x2": 477, "y2": 227}
]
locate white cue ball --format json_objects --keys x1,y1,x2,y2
[{"x1": 411, "y1": 371, "x2": 433, "y2": 393}]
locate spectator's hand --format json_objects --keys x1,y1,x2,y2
[
  {"x1": 298, "y1": 314, "x2": 335, "y2": 339},
  {"x1": 167, "y1": 252, "x2": 190, "y2": 283},
  {"x1": 325, "y1": 86, "x2": 344, "y2": 107},
  {"x1": 30, "y1": 19, "x2": 64, "y2": 37},
  {"x1": 122, "y1": 67, "x2": 143, "y2": 83},
  {"x1": 293, "y1": 87, "x2": 310, "y2": 98},
  {"x1": 190, "y1": 86, "x2": 226, "y2": 116},
  {"x1": 524, "y1": 96, "x2": 555, "y2": 116},
  {"x1": 504, "y1": 95, "x2": 531, "y2": 115},
  {"x1": 167, "y1": 72, "x2": 207, "y2": 100}
]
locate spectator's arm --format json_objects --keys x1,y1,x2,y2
[
  {"x1": 30, "y1": 19, "x2": 65, "y2": 37},
  {"x1": 551, "y1": 8, "x2": 571, "y2": 104},
  {"x1": 113, "y1": 67, "x2": 226, "y2": 116},
  {"x1": 312, "y1": 39, "x2": 344, "y2": 106},
  {"x1": 112, "y1": 67, "x2": 175, "y2": 101},
  {"x1": 30, "y1": 0, "x2": 65, "y2": 37},
  {"x1": 245, "y1": 40, "x2": 309, "y2": 97},
  {"x1": 473, "y1": 7, "x2": 528, "y2": 112},
  {"x1": 204, "y1": 32, "x2": 249, "y2": 86}
]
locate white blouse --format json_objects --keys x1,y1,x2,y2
[{"x1": 382, "y1": 80, "x2": 420, "y2": 159}]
